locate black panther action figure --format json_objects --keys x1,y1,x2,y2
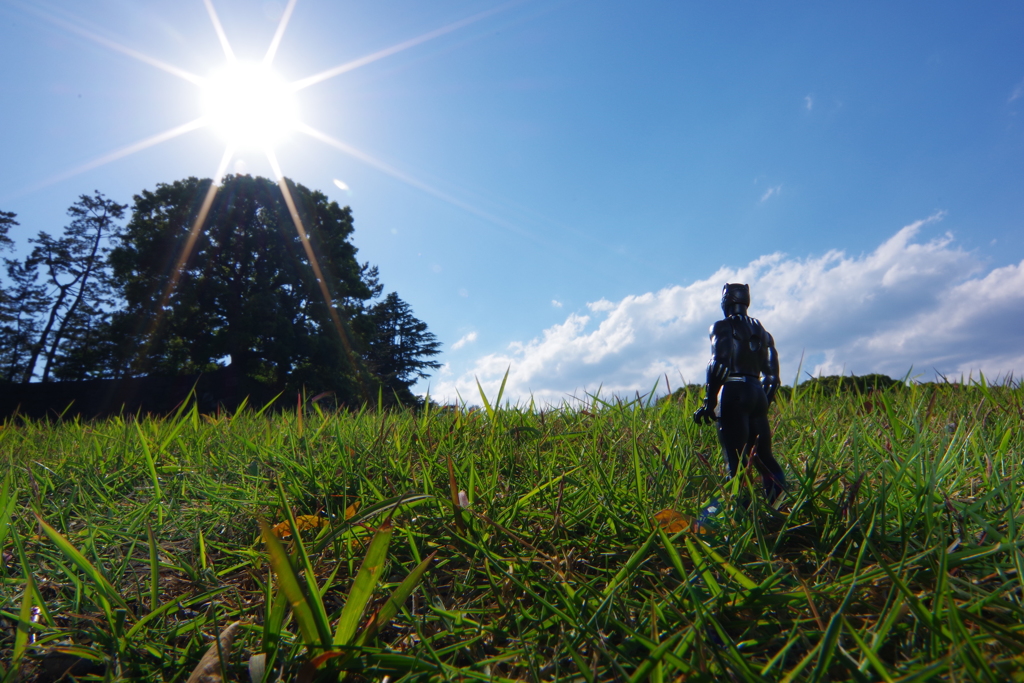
[{"x1": 693, "y1": 283, "x2": 786, "y2": 502}]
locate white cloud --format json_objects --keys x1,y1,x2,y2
[
  {"x1": 430, "y1": 216, "x2": 1024, "y2": 405},
  {"x1": 760, "y1": 185, "x2": 782, "y2": 202},
  {"x1": 552, "y1": 299, "x2": 563, "y2": 308},
  {"x1": 1010, "y1": 78, "x2": 1024, "y2": 102},
  {"x1": 804, "y1": 95, "x2": 813, "y2": 110},
  {"x1": 451, "y1": 331, "x2": 478, "y2": 351}
]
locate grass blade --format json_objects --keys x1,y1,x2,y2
[
  {"x1": 33, "y1": 513, "x2": 132, "y2": 617},
  {"x1": 134, "y1": 421, "x2": 164, "y2": 523},
  {"x1": 355, "y1": 550, "x2": 436, "y2": 646},
  {"x1": 146, "y1": 523, "x2": 160, "y2": 611},
  {"x1": 334, "y1": 518, "x2": 394, "y2": 646},
  {"x1": 12, "y1": 570, "x2": 34, "y2": 665},
  {"x1": 259, "y1": 518, "x2": 331, "y2": 649},
  {"x1": 603, "y1": 531, "x2": 658, "y2": 597},
  {"x1": 275, "y1": 479, "x2": 332, "y2": 644}
]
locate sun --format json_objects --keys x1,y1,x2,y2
[
  {"x1": 30, "y1": 0, "x2": 519, "y2": 223},
  {"x1": 34, "y1": 0, "x2": 515, "y2": 201},
  {"x1": 202, "y1": 61, "x2": 298, "y2": 151}
]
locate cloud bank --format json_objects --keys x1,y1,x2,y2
[
  {"x1": 430, "y1": 216, "x2": 1024, "y2": 405},
  {"x1": 451, "y1": 331, "x2": 478, "y2": 350}
]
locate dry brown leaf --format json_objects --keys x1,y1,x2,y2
[
  {"x1": 186, "y1": 620, "x2": 241, "y2": 683},
  {"x1": 654, "y1": 508, "x2": 714, "y2": 535},
  {"x1": 272, "y1": 514, "x2": 326, "y2": 538},
  {"x1": 654, "y1": 508, "x2": 692, "y2": 533},
  {"x1": 344, "y1": 501, "x2": 360, "y2": 520}
]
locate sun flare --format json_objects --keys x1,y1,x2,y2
[
  {"x1": 201, "y1": 61, "x2": 298, "y2": 150},
  {"x1": 33, "y1": 0, "x2": 515, "y2": 223}
]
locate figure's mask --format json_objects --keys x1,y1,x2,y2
[{"x1": 721, "y1": 283, "x2": 750, "y2": 316}]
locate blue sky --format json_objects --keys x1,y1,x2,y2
[{"x1": 2, "y1": 0, "x2": 1023, "y2": 403}]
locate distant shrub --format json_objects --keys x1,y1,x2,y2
[
  {"x1": 797, "y1": 373, "x2": 902, "y2": 394},
  {"x1": 665, "y1": 374, "x2": 902, "y2": 402}
]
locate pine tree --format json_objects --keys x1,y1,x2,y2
[
  {"x1": 19, "y1": 192, "x2": 125, "y2": 382},
  {"x1": 366, "y1": 292, "x2": 442, "y2": 404}
]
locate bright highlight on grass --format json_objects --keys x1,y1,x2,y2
[{"x1": 202, "y1": 62, "x2": 298, "y2": 150}]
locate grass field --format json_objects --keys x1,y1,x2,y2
[{"x1": 1, "y1": 378, "x2": 1022, "y2": 682}]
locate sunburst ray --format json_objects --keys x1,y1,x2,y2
[
  {"x1": 13, "y1": 1, "x2": 204, "y2": 85},
  {"x1": 266, "y1": 150, "x2": 369, "y2": 398},
  {"x1": 24, "y1": 117, "x2": 208, "y2": 196},
  {"x1": 156, "y1": 145, "x2": 233, "y2": 310},
  {"x1": 290, "y1": 0, "x2": 525, "y2": 91},
  {"x1": 133, "y1": 171, "x2": 222, "y2": 359},
  {"x1": 297, "y1": 123, "x2": 535, "y2": 239},
  {"x1": 202, "y1": 0, "x2": 236, "y2": 62},
  {"x1": 264, "y1": 0, "x2": 300, "y2": 66},
  {"x1": 212, "y1": 145, "x2": 236, "y2": 186}
]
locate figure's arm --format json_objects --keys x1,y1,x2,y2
[
  {"x1": 761, "y1": 331, "x2": 780, "y2": 405},
  {"x1": 693, "y1": 322, "x2": 731, "y2": 425}
]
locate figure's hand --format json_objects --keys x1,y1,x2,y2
[
  {"x1": 693, "y1": 400, "x2": 717, "y2": 425},
  {"x1": 762, "y1": 376, "x2": 780, "y2": 405}
]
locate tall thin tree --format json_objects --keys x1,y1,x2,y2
[{"x1": 20, "y1": 192, "x2": 125, "y2": 382}]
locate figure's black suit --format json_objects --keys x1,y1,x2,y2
[{"x1": 693, "y1": 284, "x2": 786, "y2": 502}]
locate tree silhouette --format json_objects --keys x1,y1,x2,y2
[
  {"x1": 110, "y1": 175, "x2": 380, "y2": 399},
  {"x1": 0, "y1": 258, "x2": 47, "y2": 382},
  {"x1": 11, "y1": 193, "x2": 125, "y2": 382},
  {"x1": 0, "y1": 211, "x2": 42, "y2": 382},
  {"x1": 366, "y1": 292, "x2": 442, "y2": 403}
]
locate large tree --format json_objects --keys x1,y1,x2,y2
[{"x1": 109, "y1": 175, "x2": 380, "y2": 400}]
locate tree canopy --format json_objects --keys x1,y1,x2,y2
[{"x1": 0, "y1": 176, "x2": 443, "y2": 407}]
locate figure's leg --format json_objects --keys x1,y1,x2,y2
[
  {"x1": 716, "y1": 385, "x2": 749, "y2": 478},
  {"x1": 751, "y1": 407, "x2": 786, "y2": 502},
  {"x1": 744, "y1": 413, "x2": 759, "y2": 468}
]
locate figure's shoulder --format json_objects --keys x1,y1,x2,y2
[
  {"x1": 710, "y1": 319, "x2": 730, "y2": 338},
  {"x1": 747, "y1": 317, "x2": 775, "y2": 345},
  {"x1": 740, "y1": 315, "x2": 766, "y2": 331}
]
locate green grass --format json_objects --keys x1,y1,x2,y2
[{"x1": 1, "y1": 379, "x2": 1022, "y2": 681}]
